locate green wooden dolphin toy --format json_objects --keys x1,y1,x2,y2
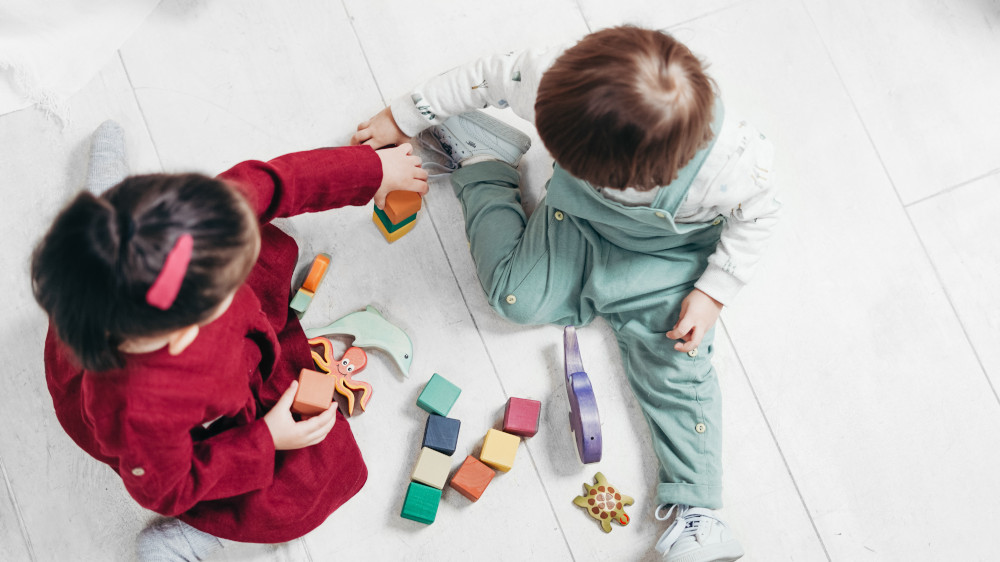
[{"x1": 304, "y1": 305, "x2": 413, "y2": 376}]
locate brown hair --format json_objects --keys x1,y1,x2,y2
[
  {"x1": 31, "y1": 174, "x2": 259, "y2": 371},
  {"x1": 535, "y1": 26, "x2": 717, "y2": 190}
]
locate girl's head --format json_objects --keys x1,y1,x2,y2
[
  {"x1": 32, "y1": 174, "x2": 260, "y2": 372},
  {"x1": 535, "y1": 26, "x2": 717, "y2": 190}
]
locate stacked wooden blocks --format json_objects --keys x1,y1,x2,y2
[
  {"x1": 401, "y1": 373, "x2": 462, "y2": 525},
  {"x1": 290, "y1": 253, "x2": 331, "y2": 318},
  {"x1": 373, "y1": 190, "x2": 422, "y2": 243}
]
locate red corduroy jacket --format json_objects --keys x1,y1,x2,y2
[{"x1": 44, "y1": 146, "x2": 382, "y2": 543}]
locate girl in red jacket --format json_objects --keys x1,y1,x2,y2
[{"x1": 31, "y1": 122, "x2": 427, "y2": 559}]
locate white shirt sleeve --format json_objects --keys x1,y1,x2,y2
[
  {"x1": 389, "y1": 46, "x2": 566, "y2": 136},
  {"x1": 679, "y1": 116, "x2": 781, "y2": 305}
]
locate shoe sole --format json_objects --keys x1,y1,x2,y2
[
  {"x1": 460, "y1": 110, "x2": 531, "y2": 154},
  {"x1": 665, "y1": 540, "x2": 744, "y2": 562}
]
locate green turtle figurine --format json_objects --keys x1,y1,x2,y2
[{"x1": 573, "y1": 472, "x2": 634, "y2": 532}]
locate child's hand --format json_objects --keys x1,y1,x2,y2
[
  {"x1": 263, "y1": 380, "x2": 338, "y2": 451},
  {"x1": 352, "y1": 107, "x2": 409, "y2": 148},
  {"x1": 666, "y1": 289, "x2": 723, "y2": 354},
  {"x1": 374, "y1": 143, "x2": 428, "y2": 209}
]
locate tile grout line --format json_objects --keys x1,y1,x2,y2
[
  {"x1": 798, "y1": 0, "x2": 1000, "y2": 409},
  {"x1": 420, "y1": 189, "x2": 578, "y2": 561},
  {"x1": 904, "y1": 166, "x2": 1000, "y2": 209},
  {"x1": 117, "y1": 51, "x2": 164, "y2": 172},
  {"x1": 1, "y1": 454, "x2": 36, "y2": 561},
  {"x1": 664, "y1": 0, "x2": 756, "y2": 31},
  {"x1": 721, "y1": 321, "x2": 832, "y2": 561},
  {"x1": 339, "y1": 0, "x2": 387, "y2": 106},
  {"x1": 574, "y1": 0, "x2": 593, "y2": 33}
]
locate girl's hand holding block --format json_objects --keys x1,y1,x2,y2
[{"x1": 264, "y1": 380, "x2": 338, "y2": 450}]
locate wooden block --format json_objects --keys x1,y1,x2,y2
[
  {"x1": 383, "y1": 190, "x2": 422, "y2": 224},
  {"x1": 416, "y1": 373, "x2": 461, "y2": 416},
  {"x1": 449, "y1": 455, "x2": 495, "y2": 502},
  {"x1": 372, "y1": 212, "x2": 417, "y2": 243},
  {"x1": 291, "y1": 369, "x2": 334, "y2": 416},
  {"x1": 480, "y1": 429, "x2": 520, "y2": 473},
  {"x1": 373, "y1": 204, "x2": 417, "y2": 232},
  {"x1": 400, "y1": 481, "x2": 441, "y2": 525},
  {"x1": 422, "y1": 414, "x2": 461, "y2": 456},
  {"x1": 411, "y1": 447, "x2": 452, "y2": 489},
  {"x1": 502, "y1": 397, "x2": 541, "y2": 437},
  {"x1": 289, "y1": 288, "x2": 314, "y2": 317},
  {"x1": 301, "y1": 253, "x2": 331, "y2": 293}
]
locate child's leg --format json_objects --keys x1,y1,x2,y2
[
  {"x1": 450, "y1": 161, "x2": 593, "y2": 327},
  {"x1": 135, "y1": 517, "x2": 223, "y2": 562},
  {"x1": 85, "y1": 120, "x2": 128, "y2": 195}
]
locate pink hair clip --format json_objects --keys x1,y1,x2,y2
[{"x1": 146, "y1": 233, "x2": 193, "y2": 310}]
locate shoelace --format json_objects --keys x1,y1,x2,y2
[
  {"x1": 654, "y1": 504, "x2": 723, "y2": 554},
  {"x1": 416, "y1": 129, "x2": 459, "y2": 178}
]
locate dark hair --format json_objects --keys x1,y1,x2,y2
[
  {"x1": 535, "y1": 26, "x2": 717, "y2": 190},
  {"x1": 31, "y1": 174, "x2": 259, "y2": 371}
]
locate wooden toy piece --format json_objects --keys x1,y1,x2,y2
[
  {"x1": 411, "y1": 447, "x2": 453, "y2": 490},
  {"x1": 301, "y1": 253, "x2": 331, "y2": 293},
  {"x1": 373, "y1": 204, "x2": 417, "y2": 233},
  {"x1": 479, "y1": 429, "x2": 520, "y2": 473},
  {"x1": 416, "y1": 373, "x2": 462, "y2": 416},
  {"x1": 289, "y1": 288, "x2": 314, "y2": 318},
  {"x1": 502, "y1": 397, "x2": 542, "y2": 437},
  {"x1": 449, "y1": 455, "x2": 495, "y2": 502},
  {"x1": 304, "y1": 305, "x2": 414, "y2": 376},
  {"x1": 331, "y1": 347, "x2": 371, "y2": 416},
  {"x1": 572, "y1": 472, "x2": 634, "y2": 533},
  {"x1": 372, "y1": 212, "x2": 417, "y2": 243},
  {"x1": 383, "y1": 190, "x2": 422, "y2": 224},
  {"x1": 564, "y1": 326, "x2": 602, "y2": 464},
  {"x1": 400, "y1": 481, "x2": 441, "y2": 525},
  {"x1": 308, "y1": 336, "x2": 334, "y2": 373},
  {"x1": 422, "y1": 414, "x2": 461, "y2": 456},
  {"x1": 291, "y1": 369, "x2": 335, "y2": 416}
]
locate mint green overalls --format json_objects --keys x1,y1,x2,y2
[{"x1": 450, "y1": 110, "x2": 727, "y2": 509}]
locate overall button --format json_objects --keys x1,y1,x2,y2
[
  {"x1": 554, "y1": 211, "x2": 564, "y2": 221},
  {"x1": 131, "y1": 467, "x2": 146, "y2": 477},
  {"x1": 655, "y1": 211, "x2": 666, "y2": 218},
  {"x1": 687, "y1": 348, "x2": 699, "y2": 357},
  {"x1": 712, "y1": 218, "x2": 722, "y2": 226},
  {"x1": 695, "y1": 423, "x2": 707, "y2": 434},
  {"x1": 505, "y1": 295, "x2": 517, "y2": 304}
]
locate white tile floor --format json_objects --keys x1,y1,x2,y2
[{"x1": 1, "y1": 0, "x2": 998, "y2": 560}]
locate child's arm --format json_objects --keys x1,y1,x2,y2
[
  {"x1": 352, "y1": 46, "x2": 565, "y2": 147},
  {"x1": 220, "y1": 144, "x2": 427, "y2": 222}
]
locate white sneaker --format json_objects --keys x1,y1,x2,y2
[
  {"x1": 418, "y1": 110, "x2": 531, "y2": 171},
  {"x1": 655, "y1": 504, "x2": 744, "y2": 562}
]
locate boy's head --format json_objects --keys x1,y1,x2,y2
[{"x1": 535, "y1": 26, "x2": 716, "y2": 190}]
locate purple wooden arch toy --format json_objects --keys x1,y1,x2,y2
[{"x1": 564, "y1": 326, "x2": 602, "y2": 464}]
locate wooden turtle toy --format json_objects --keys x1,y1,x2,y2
[{"x1": 573, "y1": 472, "x2": 634, "y2": 532}]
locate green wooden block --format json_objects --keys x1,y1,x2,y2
[
  {"x1": 400, "y1": 481, "x2": 441, "y2": 524},
  {"x1": 373, "y1": 205, "x2": 417, "y2": 233},
  {"x1": 416, "y1": 373, "x2": 461, "y2": 416},
  {"x1": 289, "y1": 288, "x2": 313, "y2": 318}
]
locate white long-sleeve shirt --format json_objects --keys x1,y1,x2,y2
[{"x1": 390, "y1": 45, "x2": 780, "y2": 305}]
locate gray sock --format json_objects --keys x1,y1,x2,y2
[
  {"x1": 85, "y1": 119, "x2": 128, "y2": 195},
  {"x1": 135, "y1": 518, "x2": 224, "y2": 562}
]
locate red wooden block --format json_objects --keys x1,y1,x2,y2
[
  {"x1": 502, "y1": 397, "x2": 541, "y2": 437},
  {"x1": 383, "y1": 190, "x2": 422, "y2": 224},
  {"x1": 449, "y1": 455, "x2": 495, "y2": 501},
  {"x1": 291, "y1": 369, "x2": 335, "y2": 416}
]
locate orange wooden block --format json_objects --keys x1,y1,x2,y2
[
  {"x1": 301, "y1": 254, "x2": 331, "y2": 293},
  {"x1": 291, "y1": 369, "x2": 335, "y2": 416},
  {"x1": 383, "y1": 190, "x2": 422, "y2": 224},
  {"x1": 449, "y1": 455, "x2": 495, "y2": 501}
]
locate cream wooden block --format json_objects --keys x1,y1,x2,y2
[
  {"x1": 480, "y1": 429, "x2": 520, "y2": 473},
  {"x1": 411, "y1": 447, "x2": 452, "y2": 490},
  {"x1": 803, "y1": 0, "x2": 1000, "y2": 203}
]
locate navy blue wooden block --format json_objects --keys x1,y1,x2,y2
[{"x1": 422, "y1": 414, "x2": 461, "y2": 456}]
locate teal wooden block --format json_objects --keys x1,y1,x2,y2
[
  {"x1": 400, "y1": 481, "x2": 441, "y2": 524},
  {"x1": 373, "y1": 204, "x2": 417, "y2": 233},
  {"x1": 416, "y1": 373, "x2": 461, "y2": 416},
  {"x1": 289, "y1": 288, "x2": 313, "y2": 318}
]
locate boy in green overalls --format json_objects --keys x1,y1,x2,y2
[{"x1": 353, "y1": 26, "x2": 780, "y2": 562}]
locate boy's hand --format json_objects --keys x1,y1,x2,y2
[
  {"x1": 666, "y1": 289, "x2": 723, "y2": 353},
  {"x1": 374, "y1": 143, "x2": 428, "y2": 209},
  {"x1": 263, "y1": 380, "x2": 338, "y2": 451},
  {"x1": 352, "y1": 107, "x2": 409, "y2": 148}
]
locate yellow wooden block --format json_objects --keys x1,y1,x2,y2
[
  {"x1": 480, "y1": 429, "x2": 520, "y2": 472},
  {"x1": 411, "y1": 447, "x2": 452, "y2": 489},
  {"x1": 372, "y1": 212, "x2": 417, "y2": 243}
]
